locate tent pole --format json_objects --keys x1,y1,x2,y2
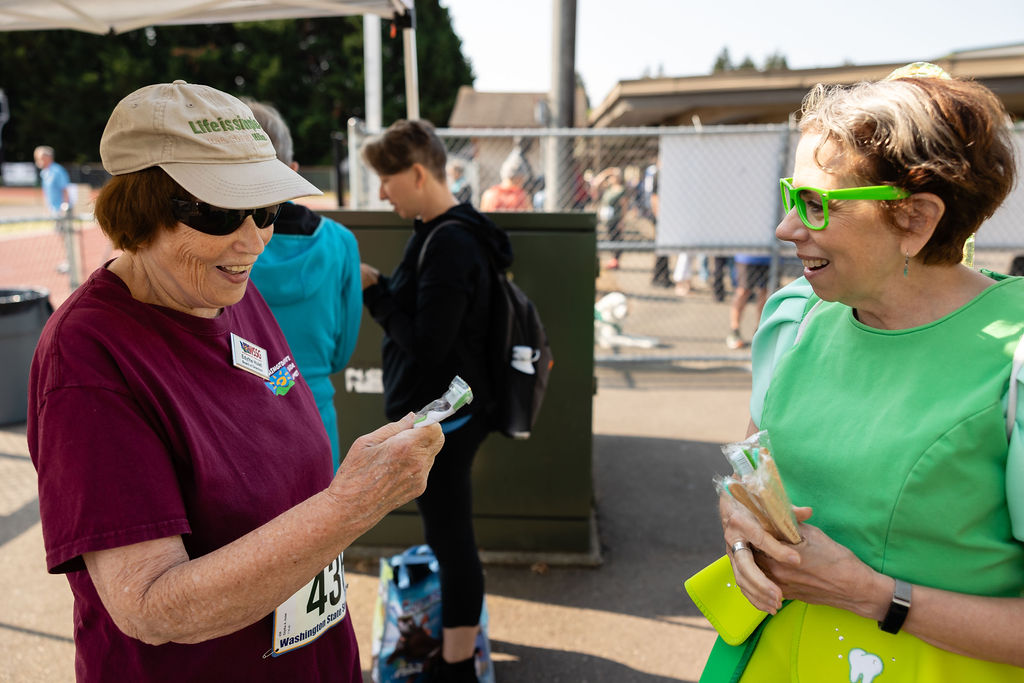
[
  {"x1": 393, "y1": 6, "x2": 419, "y2": 120},
  {"x1": 402, "y1": 26, "x2": 419, "y2": 120},
  {"x1": 363, "y1": 14, "x2": 383, "y2": 134}
]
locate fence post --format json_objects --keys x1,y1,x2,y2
[
  {"x1": 347, "y1": 118, "x2": 365, "y2": 209},
  {"x1": 58, "y1": 205, "x2": 81, "y2": 289},
  {"x1": 769, "y1": 124, "x2": 797, "y2": 291}
]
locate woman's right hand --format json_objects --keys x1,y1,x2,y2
[
  {"x1": 717, "y1": 491, "x2": 805, "y2": 614},
  {"x1": 328, "y1": 415, "x2": 443, "y2": 523}
]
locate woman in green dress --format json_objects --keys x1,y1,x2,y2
[{"x1": 709, "y1": 65, "x2": 1024, "y2": 682}]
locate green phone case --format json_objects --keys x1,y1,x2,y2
[{"x1": 684, "y1": 554, "x2": 767, "y2": 645}]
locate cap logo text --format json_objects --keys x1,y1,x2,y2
[{"x1": 188, "y1": 115, "x2": 264, "y2": 137}]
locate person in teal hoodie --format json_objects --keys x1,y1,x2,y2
[{"x1": 246, "y1": 99, "x2": 362, "y2": 470}]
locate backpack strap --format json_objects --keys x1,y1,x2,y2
[
  {"x1": 1006, "y1": 331, "x2": 1024, "y2": 440},
  {"x1": 416, "y1": 220, "x2": 464, "y2": 274}
]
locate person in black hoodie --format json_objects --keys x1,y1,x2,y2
[{"x1": 360, "y1": 119, "x2": 512, "y2": 683}]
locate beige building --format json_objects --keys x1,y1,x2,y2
[{"x1": 588, "y1": 44, "x2": 1024, "y2": 128}]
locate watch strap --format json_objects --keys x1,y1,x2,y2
[{"x1": 878, "y1": 578, "x2": 912, "y2": 634}]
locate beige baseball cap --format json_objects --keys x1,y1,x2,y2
[{"x1": 100, "y1": 80, "x2": 321, "y2": 209}]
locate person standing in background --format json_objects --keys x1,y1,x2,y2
[
  {"x1": 245, "y1": 98, "x2": 363, "y2": 470},
  {"x1": 448, "y1": 158, "x2": 473, "y2": 204},
  {"x1": 594, "y1": 167, "x2": 628, "y2": 270},
  {"x1": 725, "y1": 253, "x2": 771, "y2": 349},
  {"x1": 361, "y1": 118, "x2": 513, "y2": 683},
  {"x1": 480, "y1": 149, "x2": 531, "y2": 212},
  {"x1": 35, "y1": 145, "x2": 74, "y2": 273},
  {"x1": 34, "y1": 145, "x2": 71, "y2": 215}
]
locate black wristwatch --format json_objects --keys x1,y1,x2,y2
[{"x1": 878, "y1": 578, "x2": 912, "y2": 634}]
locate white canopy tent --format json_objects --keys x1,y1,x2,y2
[{"x1": 0, "y1": 0, "x2": 419, "y2": 121}]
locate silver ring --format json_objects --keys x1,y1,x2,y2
[{"x1": 731, "y1": 540, "x2": 751, "y2": 554}]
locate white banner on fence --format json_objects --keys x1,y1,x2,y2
[
  {"x1": 656, "y1": 129, "x2": 788, "y2": 250},
  {"x1": 975, "y1": 131, "x2": 1024, "y2": 250}
]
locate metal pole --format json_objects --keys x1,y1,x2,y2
[
  {"x1": 544, "y1": 0, "x2": 577, "y2": 211},
  {"x1": 330, "y1": 132, "x2": 346, "y2": 207},
  {"x1": 769, "y1": 123, "x2": 797, "y2": 290},
  {"x1": 389, "y1": 3, "x2": 419, "y2": 121},
  {"x1": 363, "y1": 14, "x2": 383, "y2": 134},
  {"x1": 59, "y1": 205, "x2": 81, "y2": 289},
  {"x1": 347, "y1": 117, "x2": 365, "y2": 209},
  {"x1": 402, "y1": 23, "x2": 420, "y2": 121}
]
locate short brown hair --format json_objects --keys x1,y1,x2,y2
[
  {"x1": 93, "y1": 167, "x2": 183, "y2": 252},
  {"x1": 361, "y1": 119, "x2": 448, "y2": 182},
  {"x1": 800, "y1": 77, "x2": 1016, "y2": 265}
]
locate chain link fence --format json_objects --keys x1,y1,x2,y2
[
  {"x1": 4, "y1": 123, "x2": 1024, "y2": 365},
  {"x1": 0, "y1": 184, "x2": 113, "y2": 308},
  {"x1": 346, "y1": 121, "x2": 1024, "y2": 364}
]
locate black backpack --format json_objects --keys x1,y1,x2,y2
[{"x1": 418, "y1": 221, "x2": 553, "y2": 439}]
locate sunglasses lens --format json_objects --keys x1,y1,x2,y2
[
  {"x1": 172, "y1": 200, "x2": 281, "y2": 235},
  {"x1": 253, "y1": 204, "x2": 283, "y2": 229}
]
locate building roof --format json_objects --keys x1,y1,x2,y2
[
  {"x1": 589, "y1": 44, "x2": 1024, "y2": 128},
  {"x1": 448, "y1": 86, "x2": 589, "y2": 128}
]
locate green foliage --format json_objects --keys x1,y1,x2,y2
[
  {"x1": 763, "y1": 50, "x2": 789, "y2": 71},
  {"x1": 712, "y1": 46, "x2": 732, "y2": 73},
  {"x1": 711, "y1": 46, "x2": 789, "y2": 74},
  {"x1": 0, "y1": 0, "x2": 474, "y2": 166}
]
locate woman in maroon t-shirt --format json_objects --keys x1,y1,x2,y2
[{"x1": 28, "y1": 81, "x2": 443, "y2": 683}]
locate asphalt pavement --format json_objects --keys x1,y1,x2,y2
[{"x1": 0, "y1": 362, "x2": 753, "y2": 683}]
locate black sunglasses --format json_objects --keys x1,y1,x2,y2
[{"x1": 170, "y1": 198, "x2": 283, "y2": 236}]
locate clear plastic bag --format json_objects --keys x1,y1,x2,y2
[
  {"x1": 716, "y1": 430, "x2": 802, "y2": 543},
  {"x1": 413, "y1": 376, "x2": 473, "y2": 429}
]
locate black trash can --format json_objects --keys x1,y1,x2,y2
[{"x1": 0, "y1": 288, "x2": 52, "y2": 425}]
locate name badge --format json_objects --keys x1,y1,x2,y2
[
  {"x1": 230, "y1": 333, "x2": 269, "y2": 379},
  {"x1": 268, "y1": 553, "x2": 347, "y2": 657}
]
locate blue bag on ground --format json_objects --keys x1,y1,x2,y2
[{"x1": 371, "y1": 544, "x2": 495, "y2": 682}]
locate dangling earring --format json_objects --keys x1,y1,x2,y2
[{"x1": 903, "y1": 252, "x2": 910, "y2": 277}]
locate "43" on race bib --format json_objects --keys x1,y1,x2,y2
[{"x1": 268, "y1": 553, "x2": 347, "y2": 657}]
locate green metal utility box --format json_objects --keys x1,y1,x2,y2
[{"x1": 324, "y1": 210, "x2": 596, "y2": 560}]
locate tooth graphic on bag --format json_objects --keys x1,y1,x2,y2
[
  {"x1": 848, "y1": 648, "x2": 884, "y2": 683},
  {"x1": 510, "y1": 345, "x2": 539, "y2": 374}
]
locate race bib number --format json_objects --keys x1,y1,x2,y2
[{"x1": 269, "y1": 553, "x2": 347, "y2": 657}]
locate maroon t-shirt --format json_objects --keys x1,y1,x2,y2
[{"x1": 27, "y1": 267, "x2": 361, "y2": 682}]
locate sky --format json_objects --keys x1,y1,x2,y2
[{"x1": 440, "y1": 0, "x2": 1024, "y2": 107}]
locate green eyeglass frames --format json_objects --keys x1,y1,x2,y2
[{"x1": 779, "y1": 177, "x2": 910, "y2": 230}]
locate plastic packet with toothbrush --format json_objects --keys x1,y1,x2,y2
[
  {"x1": 715, "y1": 430, "x2": 802, "y2": 544},
  {"x1": 413, "y1": 376, "x2": 474, "y2": 429}
]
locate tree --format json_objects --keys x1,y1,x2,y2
[
  {"x1": 711, "y1": 46, "x2": 789, "y2": 75},
  {"x1": 712, "y1": 46, "x2": 732, "y2": 73},
  {"x1": 736, "y1": 55, "x2": 757, "y2": 71},
  {"x1": 763, "y1": 50, "x2": 789, "y2": 71},
  {"x1": 0, "y1": 1, "x2": 473, "y2": 167}
]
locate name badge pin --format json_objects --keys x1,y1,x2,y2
[{"x1": 230, "y1": 332, "x2": 270, "y2": 379}]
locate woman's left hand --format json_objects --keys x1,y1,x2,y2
[
  {"x1": 360, "y1": 263, "x2": 380, "y2": 289},
  {"x1": 755, "y1": 510, "x2": 887, "y2": 620}
]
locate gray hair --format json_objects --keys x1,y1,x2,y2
[
  {"x1": 499, "y1": 150, "x2": 530, "y2": 182},
  {"x1": 239, "y1": 98, "x2": 294, "y2": 166}
]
